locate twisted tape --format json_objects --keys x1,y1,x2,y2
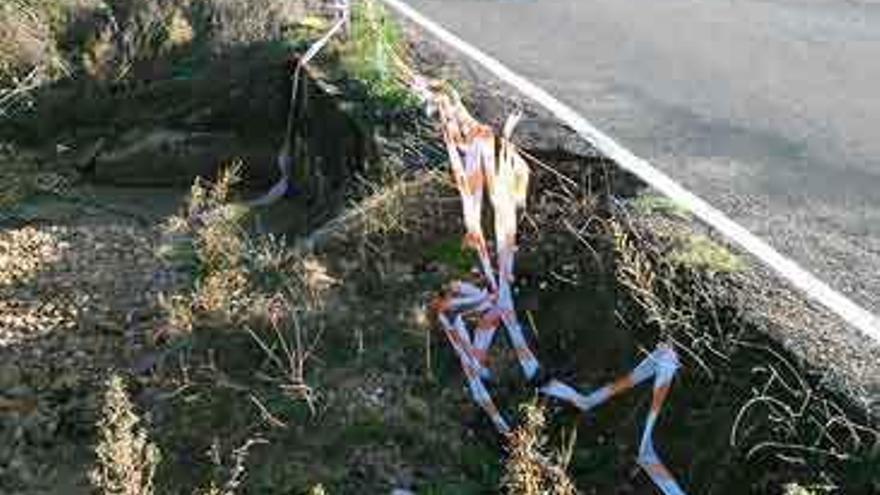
[
  {"x1": 541, "y1": 344, "x2": 685, "y2": 495},
  {"x1": 419, "y1": 78, "x2": 687, "y2": 494}
]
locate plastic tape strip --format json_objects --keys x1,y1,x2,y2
[
  {"x1": 407, "y1": 48, "x2": 687, "y2": 495},
  {"x1": 248, "y1": 11, "x2": 349, "y2": 208},
  {"x1": 541, "y1": 345, "x2": 685, "y2": 495}
]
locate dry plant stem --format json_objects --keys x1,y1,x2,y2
[
  {"x1": 726, "y1": 338, "x2": 879, "y2": 468},
  {"x1": 223, "y1": 437, "x2": 268, "y2": 493},
  {"x1": 245, "y1": 287, "x2": 321, "y2": 414},
  {"x1": 249, "y1": 393, "x2": 289, "y2": 429},
  {"x1": 0, "y1": 66, "x2": 40, "y2": 114},
  {"x1": 206, "y1": 436, "x2": 268, "y2": 495}
]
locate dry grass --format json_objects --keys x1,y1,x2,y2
[
  {"x1": 303, "y1": 167, "x2": 452, "y2": 263},
  {"x1": 200, "y1": 0, "x2": 307, "y2": 48},
  {"x1": 1, "y1": 0, "x2": 307, "y2": 91},
  {"x1": 0, "y1": 1, "x2": 63, "y2": 84},
  {"x1": 501, "y1": 402, "x2": 577, "y2": 495},
  {"x1": 609, "y1": 204, "x2": 880, "y2": 487},
  {"x1": 90, "y1": 374, "x2": 161, "y2": 495},
  {"x1": 354, "y1": 172, "x2": 411, "y2": 240},
  {"x1": 77, "y1": 0, "x2": 204, "y2": 81},
  {"x1": 609, "y1": 212, "x2": 737, "y2": 376},
  {"x1": 158, "y1": 163, "x2": 259, "y2": 331},
  {"x1": 0, "y1": 0, "x2": 62, "y2": 116},
  {"x1": 245, "y1": 283, "x2": 325, "y2": 415}
]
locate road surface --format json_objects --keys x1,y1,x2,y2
[{"x1": 404, "y1": 0, "x2": 880, "y2": 315}]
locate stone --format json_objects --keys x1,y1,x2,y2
[{"x1": 0, "y1": 363, "x2": 21, "y2": 390}]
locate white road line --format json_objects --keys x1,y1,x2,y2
[{"x1": 380, "y1": 0, "x2": 880, "y2": 342}]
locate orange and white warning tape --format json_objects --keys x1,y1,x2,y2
[
  {"x1": 249, "y1": 2, "x2": 687, "y2": 490},
  {"x1": 411, "y1": 73, "x2": 687, "y2": 494},
  {"x1": 542, "y1": 344, "x2": 685, "y2": 495},
  {"x1": 249, "y1": 2, "x2": 350, "y2": 208}
]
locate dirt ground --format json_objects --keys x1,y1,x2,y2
[{"x1": 1, "y1": 1, "x2": 878, "y2": 494}]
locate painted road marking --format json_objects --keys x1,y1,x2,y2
[{"x1": 380, "y1": 0, "x2": 880, "y2": 342}]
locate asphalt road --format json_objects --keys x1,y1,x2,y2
[{"x1": 404, "y1": 0, "x2": 880, "y2": 315}]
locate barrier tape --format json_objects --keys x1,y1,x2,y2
[
  {"x1": 541, "y1": 345, "x2": 685, "y2": 495},
  {"x1": 411, "y1": 72, "x2": 687, "y2": 494},
  {"x1": 248, "y1": 3, "x2": 350, "y2": 208},
  {"x1": 381, "y1": 0, "x2": 880, "y2": 343},
  {"x1": 242, "y1": 2, "x2": 688, "y2": 491},
  {"x1": 188, "y1": 7, "x2": 351, "y2": 231}
]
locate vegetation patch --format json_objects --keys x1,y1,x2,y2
[
  {"x1": 341, "y1": 0, "x2": 414, "y2": 111},
  {"x1": 0, "y1": 1, "x2": 877, "y2": 494},
  {"x1": 631, "y1": 193, "x2": 692, "y2": 220},
  {"x1": 667, "y1": 233, "x2": 745, "y2": 274}
]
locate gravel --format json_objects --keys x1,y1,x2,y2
[{"x1": 0, "y1": 208, "x2": 179, "y2": 491}]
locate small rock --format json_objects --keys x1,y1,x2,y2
[
  {"x1": 50, "y1": 372, "x2": 79, "y2": 391},
  {"x1": 0, "y1": 363, "x2": 22, "y2": 390},
  {"x1": 5, "y1": 385, "x2": 33, "y2": 398}
]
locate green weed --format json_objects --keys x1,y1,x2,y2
[
  {"x1": 668, "y1": 234, "x2": 745, "y2": 273},
  {"x1": 632, "y1": 193, "x2": 692, "y2": 220},
  {"x1": 342, "y1": 0, "x2": 414, "y2": 110}
]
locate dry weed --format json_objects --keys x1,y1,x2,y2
[
  {"x1": 246, "y1": 273, "x2": 326, "y2": 414},
  {"x1": 90, "y1": 374, "x2": 161, "y2": 495},
  {"x1": 199, "y1": 436, "x2": 268, "y2": 495},
  {"x1": 307, "y1": 484, "x2": 328, "y2": 495},
  {"x1": 159, "y1": 163, "x2": 258, "y2": 328},
  {"x1": 158, "y1": 162, "x2": 334, "y2": 352},
  {"x1": 0, "y1": 1, "x2": 62, "y2": 85},
  {"x1": 157, "y1": 292, "x2": 196, "y2": 334},
  {"x1": 502, "y1": 402, "x2": 577, "y2": 495},
  {"x1": 782, "y1": 483, "x2": 829, "y2": 495}
]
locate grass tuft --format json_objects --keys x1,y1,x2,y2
[
  {"x1": 668, "y1": 234, "x2": 745, "y2": 274},
  {"x1": 342, "y1": 0, "x2": 414, "y2": 109},
  {"x1": 632, "y1": 193, "x2": 692, "y2": 220}
]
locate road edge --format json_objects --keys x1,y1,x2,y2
[{"x1": 380, "y1": 0, "x2": 880, "y2": 343}]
